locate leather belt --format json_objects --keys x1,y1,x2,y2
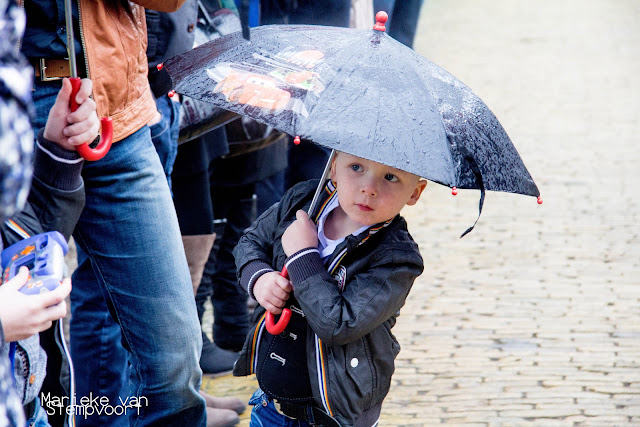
[{"x1": 31, "y1": 58, "x2": 86, "y2": 81}]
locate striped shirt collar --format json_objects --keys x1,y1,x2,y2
[{"x1": 312, "y1": 180, "x2": 396, "y2": 273}]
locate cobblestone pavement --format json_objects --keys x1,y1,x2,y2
[{"x1": 202, "y1": 1, "x2": 640, "y2": 425}]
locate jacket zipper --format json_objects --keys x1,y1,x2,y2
[
  {"x1": 314, "y1": 334, "x2": 334, "y2": 417},
  {"x1": 251, "y1": 314, "x2": 267, "y2": 374},
  {"x1": 76, "y1": 0, "x2": 90, "y2": 78},
  {"x1": 16, "y1": 0, "x2": 24, "y2": 54}
]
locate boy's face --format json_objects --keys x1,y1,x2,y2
[{"x1": 330, "y1": 152, "x2": 427, "y2": 227}]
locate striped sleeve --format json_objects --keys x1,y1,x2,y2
[
  {"x1": 284, "y1": 247, "x2": 325, "y2": 286},
  {"x1": 238, "y1": 259, "x2": 274, "y2": 300},
  {"x1": 34, "y1": 129, "x2": 84, "y2": 191}
]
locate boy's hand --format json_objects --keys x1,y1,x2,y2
[
  {"x1": 0, "y1": 267, "x2": 72, "y2": 342},
  {"x1": 282, "y1": 210, "x2": 318, "y2": 256},
  {"x1": 43, "y1": 78, "x2": 100, "y2": 151},
  {"x1": 253, "y1": 271, "x2": 293, "y2": 315}
]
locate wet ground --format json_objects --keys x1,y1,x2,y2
[{"x1": 202, "y1": 1, "x2": 640, "y2": 425}]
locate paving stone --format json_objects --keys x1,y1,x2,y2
[{"x1": 569, "y1": 416, "x2": 634, "y2": 427}]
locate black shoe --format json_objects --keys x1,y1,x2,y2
[{"x1": 200, "y1": 332, "x2": 239, "y2": 377}]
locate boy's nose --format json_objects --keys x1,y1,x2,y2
[{"x1": 361, "y1": 183, "x2": 377, "y2": 197}]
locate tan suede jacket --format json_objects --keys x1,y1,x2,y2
[{"x1": 78, "y1": 0, "x2": 185, "y2": 142}]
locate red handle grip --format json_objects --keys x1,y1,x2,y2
[
  {"x1": 69, "y1": 77, "x2": 113, "y2": 161},
  {"x1": 264, "y1": 265, "x2": 292, "y2": 335}
]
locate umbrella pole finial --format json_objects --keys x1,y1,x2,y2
[{"x1": 373, "y1": 11, "x2": 388, "y2": 31}]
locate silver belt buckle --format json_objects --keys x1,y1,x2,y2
[{"x1": 39, "y1": 58, "x2": 63, "y2": 82}]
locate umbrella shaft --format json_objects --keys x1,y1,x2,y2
[{"x1": 308, "y1": 149, "x2": 336, "y2": 216}]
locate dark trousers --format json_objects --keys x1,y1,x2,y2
[
  {"x1": 196, "y1": 185, "x2": 255, "y2": 351},
  {"x1": 373, "y1": 0, "x2": 426, "y2": 48},
  {"x1": 260, "y1": 0, "x2": 351, "y2": 27}
]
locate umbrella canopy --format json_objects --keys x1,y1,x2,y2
[{"x1": 164, "y1": 18, "x2": 539, "y2": 199}]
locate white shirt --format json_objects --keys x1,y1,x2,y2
[{"x1": 316, "y1": 194, "x2": 368, "y2": 260}]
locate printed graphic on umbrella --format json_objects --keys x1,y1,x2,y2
[
  {"x1": 205, "y1": 50, "x2": 326, "y2": 115},
  {"x1": 164, "y1": 12, "x2": 540, "y2": 215}
]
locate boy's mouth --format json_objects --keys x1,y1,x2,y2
[{"x1": 356, "y1": 203, "x2": 373, "y2": 212}]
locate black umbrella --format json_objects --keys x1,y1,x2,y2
[
  {"x1": 165, "y1": 13, "x2": 542, "y2": 334},
  {"x1": 164, "y1": 12, "x2": 541, "y2": 229}
]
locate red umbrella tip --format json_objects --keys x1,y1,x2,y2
[
  {"x1": 157, "y1": 63, "x2": 164, "y2": 71},
  {"x1": 537, "y1": 196, "x2": 543, "y2": 205},
  {"x1": 168, "y1": 90, "x2": 176, "y2": 98},
  {"x1": 451, "y1": 186, "x2": 458, "y2": 196},
  {"x1": 373, "y1": 11, "x2": 388, "y2": 32},
  {"x1": 293, "y1": 135, "x2": 301, "y2": 145}
]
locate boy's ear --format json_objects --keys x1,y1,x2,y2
[
  {"x1": 406, "y1": 180, "x2": 427, "y2": 206},
  {"x1": 330, "y1": 156, "x2": 337, "y2": 182}
]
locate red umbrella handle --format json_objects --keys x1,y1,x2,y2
[
  {"x1": 264, "y1": 265, "x2": 292, "y2": 335},
  {"x1": 69, "y1": 77, "x2": 113, "y2": 161}
]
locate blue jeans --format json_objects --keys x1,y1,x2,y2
[
  {"x1": 149, "y1": 95, "x2": 180, "y2": 190},
  {"x1": 248, "y1": 389, "x2": 312, "y2": 427},
  {"x1": 31, "y1": 81, "x2": 206, "y2": 426},
  {"x1": 71, "y1": 245, "x2": 130, "y2": 426}
]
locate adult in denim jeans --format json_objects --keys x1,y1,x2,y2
[
  {"x1": 22, "y1": 0, "x2": 206, "y2": 425},
  {"x1": 30, "y1": 81, "x2": 205, "y2": 426}
]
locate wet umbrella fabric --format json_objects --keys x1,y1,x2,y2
[{"x1": 164, "y1": 23, "x2": 539, "y2": 211}]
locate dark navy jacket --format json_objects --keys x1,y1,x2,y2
[{"x1": 22, "y1": 0, "x2": 82, "y2": 59}]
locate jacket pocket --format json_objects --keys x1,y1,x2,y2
[{"x1": 343, "y1": 338, "x2": 375, "y2": 408}]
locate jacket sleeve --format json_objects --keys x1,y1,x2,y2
[
  {"x1": 2, "y1": 130, "x2": 85, "y2": 247},
  {"x1": 233, "y1": 180, "x2": 316, "y2": 294},
  {"x1": 132, "y1": 0, "x2": 186, "y2": 13},
  {"x1": 233, "y1": 202, "x2": 281, "y2": 296},
  {"x1": 285, "y1": 244, "x2": 423, "y2": 347}
]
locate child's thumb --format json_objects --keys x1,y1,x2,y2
[
  {"x1": 296, "y1": 210, "x2": 310, "y2": 222},
  {"x1": 3, "y1": 267, "x2": 30, "y2": 292}
]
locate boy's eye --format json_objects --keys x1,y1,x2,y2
[
  {"x1": 385, "y1": 174, "x2": 398, "y2": 182},
  {"x1": 350, "y1": 164, "x2": 363, "y2": 172}
]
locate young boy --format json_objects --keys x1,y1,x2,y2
[{"x1": 232, "y1": 151, "x2": 428, "y2": 426}]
